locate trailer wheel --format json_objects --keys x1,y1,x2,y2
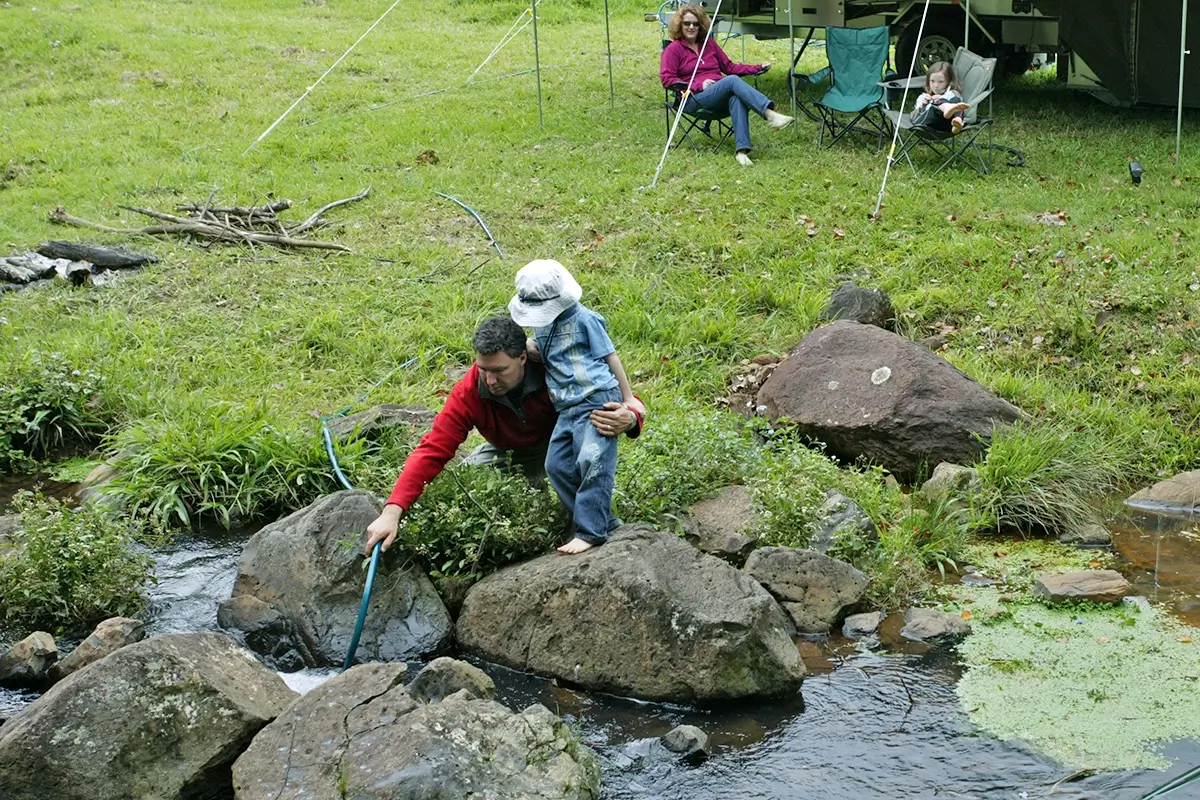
[{"x1": 895, "y1": 15, "x2": 964, "y2": 76}]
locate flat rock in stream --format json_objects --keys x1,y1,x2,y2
[
  {"x1": 900, "y1": 608, "x2": 971, "y2": 641},
  {"x1": 1032, "y1": 570, "x2": 1131, "y2": 604},
  {"x1": 220, "y1": 490, "x2": 452, "y2": 669},
  {"x1": 1126, "y1": 469, "x2": 1200, "y2": 512}
]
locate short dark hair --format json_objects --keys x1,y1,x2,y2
[{"x1": 472, "y1": 316, "x2": 526, "y2": 358}]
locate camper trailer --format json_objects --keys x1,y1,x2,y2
[{"x1": 704, "y1": 0, "x2": 1197, "y2": 108}]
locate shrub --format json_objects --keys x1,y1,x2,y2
[
  {"x1": 748, "y1": 434, "x2": 900, "y2": 566},
  {"x1": 0, "y1": 492, "x2": 166, "y2": 633},
  {"x1": 0, "y1": 354, "x2": 106, "y2": 469},
  {"x1": 105, "y1": 400, "x2": 343, "y2": 528},
  {"x1": 972, "y1": 421, "x2": 1133, "y2": 538},
  {"x1": 614, "y1": 404, "x2": 755, "y2": 524},
  {"x1": 396, "y1": 464, "x2": 564, "y2": 579}
]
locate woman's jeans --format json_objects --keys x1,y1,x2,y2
[
  {"x1": 685, "y1": 75, "x2": 772, "y2": 152},
  {"x1": 545, "y1": 387, "x2": 623, "y2": 544}
]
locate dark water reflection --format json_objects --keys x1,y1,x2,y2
[
  {"x1": 1110, "y1": 502, "x2": 1200, "y2": 627},
  {"x1": 484, "y1": 643, "x2": 1199, "y2": 800}
]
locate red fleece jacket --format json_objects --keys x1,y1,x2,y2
[
  {"x1": 385, "y1": 363, "x2": 559, "y2": 510},
  {"x1": 660, "y1": 38, "x2": 762, "y2": 94}
]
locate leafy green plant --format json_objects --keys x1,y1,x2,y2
[
  {"x1": 614, "y1": 404, "x2": 755, "y2": 523},
  {"x1": 972, "y1": 421, "x2": 1133, "y2": 538},
  {"x1": 0, "y1": 491, "x2": 167, "y2": 633},
  {"x1": 396, "y1": 464, "x2": 564, "y2": 579},
  {"x1": 0, "y1": 354, "x2": 106, "y2": 469}
]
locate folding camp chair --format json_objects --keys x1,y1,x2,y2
[
  {"x1": 664, "y1": 79, "x2": 735, "y2": 152},
  {"x1": 795, "y1": 26, "x2": 891, "y2": 150},
  {"x1": 884, "y1": 48, "x2": 997, "y2": 175}
]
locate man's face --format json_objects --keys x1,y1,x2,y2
[{"x1": 476, "y1": 350, "x2": 526, "y2": 395}]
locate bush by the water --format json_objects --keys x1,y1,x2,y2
[
  {"x1": 0, "y1": 492, "x2": 166, "y2": 633},
  {"x1": 396, "y1": 464, "x2": 563, "y2": 579},
  {"x1": 0, "y1": 355, "x2": 106, "y2": 470}
]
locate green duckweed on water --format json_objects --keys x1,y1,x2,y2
[{"x1": 946, "y1": 540, "x2": 1200, "y2": 771}]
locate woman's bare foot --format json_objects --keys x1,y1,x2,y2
[
  {"x1": 942, "y1": 102, "x2": 969, "y2": 119},
  {"x1": 557, "y1": 537, "x2": 595, "y2": 554},
  {"x1": 951, "y1": 116, "x2": 965, "y2": 134}
]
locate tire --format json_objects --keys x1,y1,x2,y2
[{"x1": 895, "y1": 14, "x2": 976, "y2": 77}]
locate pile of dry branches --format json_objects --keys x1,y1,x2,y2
[{"x1": 49, "y1": 188, "x2": 370, "y2": 252}]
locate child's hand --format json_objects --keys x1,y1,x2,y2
[{"x1": 525, "y1": 337, "x2": 542, "y2": 362}]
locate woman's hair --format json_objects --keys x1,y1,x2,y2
[
  {"x1": 667, "y1": 3, "x2": 710, "y2": 41},
  {"x1": 924, "y1": 62, "x2": 961, "y2": 93}
]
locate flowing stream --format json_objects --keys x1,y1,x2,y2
[{"x1": 3, "y1": 478, "x2": 1200, "y2": 797}]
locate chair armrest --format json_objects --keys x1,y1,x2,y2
[
  {"x1": 793, "y1": 65, "x2": 832, "y2": 86},
  {"x1": 666, "y1": 81, "x2": 689, "y2": 92},
  {"x1": 878, "y1": 75, "x2": 924, "y2": 90}
]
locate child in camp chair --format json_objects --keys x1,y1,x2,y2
[{"x1": 912, "y1": 61, "x2": 970, "y2": 134}]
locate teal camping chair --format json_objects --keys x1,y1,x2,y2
[
  {"x1": 798, "y1": 26, "x2": 891, "y2": 150},
  {"x1": 884, "y1": 47, "x2": 997, "y2": 175}
]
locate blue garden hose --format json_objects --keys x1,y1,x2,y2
[
  {"x1": 343, "y1": 540, "x2": 382, "y2": 671},
  {"x1": 317, "y1": 352, "x2": 432, "y2": 670},
  {"x1": 434, "y1": 191, "x2": 505, "y2": 258}
]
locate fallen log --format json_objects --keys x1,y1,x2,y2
[{"x1": 37, "y1": 240, "x2": 159, "y2": 267}]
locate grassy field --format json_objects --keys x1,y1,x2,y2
[{"x1": 2, "y1": 0, "x2": 1198, "y2": 527}]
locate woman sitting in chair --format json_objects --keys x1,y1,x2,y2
[{"x1": 660, "y1": 3, "x2": 793, "y2": 167}]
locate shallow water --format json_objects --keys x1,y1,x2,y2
[{"x1": 3, "y1": 488, "x2": 1200, "y2": 797}]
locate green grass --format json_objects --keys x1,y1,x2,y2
[{"x1": 2, "y1": 1, "x2": 1198, "y2": 592}]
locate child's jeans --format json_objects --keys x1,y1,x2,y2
[{"x1": 545, "y1": 387, "x2": 623, "y2": 544}]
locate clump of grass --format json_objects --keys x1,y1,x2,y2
[
  {"x1": 971, "y1": 421, "x2": 1134, "y2": 538},
  {"x1": 866, "y1": 498, "x2": 973, "y2": 608},
  {"x1": 0, "y1": 354, "x2": 107, "y2": 469},
  {"x1": 0, "y1": 491, "x2": 167, "y2": 633},
  {"x1": 103, "y1": 399, "x2": 343, "y2": 528}
]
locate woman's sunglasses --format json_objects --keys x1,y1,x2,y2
[{"x1": 682, "y1": 21, "x2": 701, "y2": 27}]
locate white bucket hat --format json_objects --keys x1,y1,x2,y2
[{"x1": 508, "y1": 259, "x2": 583, "y2": 327}]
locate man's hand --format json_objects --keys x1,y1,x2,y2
[
  {"x1": 365, "y1": 504, "x2": 404, "y2": 555},
  {"x1": 702, "y1": 79, "x2": 715, "y2": 90},
  {"x1": 590, "y1": 398, "x2": 645, "y2": 437}
]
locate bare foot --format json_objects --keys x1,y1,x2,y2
[
  {"x1": 557, "y1": 537, "x2": 595, "y2": 554},
  {"x1": 951, "y1": 116, "x2": 965, "y2": 134},
  {"x1": 942, "y1": 102, "x2": 969, "y2": 119}
]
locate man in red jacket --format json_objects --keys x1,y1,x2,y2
[{"x1": 364, "y1": 316, "x2": 644, "y2": 554}]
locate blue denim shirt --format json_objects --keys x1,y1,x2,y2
[{"x1": 533, "y1": 303, "x2": 619, "y2": 411}]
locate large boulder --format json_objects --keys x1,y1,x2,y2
[
  {"x1": 756, "y1": 320, "x2": 1022, "y2": 481},
  {"x1": 0, "y1": 631, "x2": 57, "y2": 688},
  {"x1": 456, "y1": 525, "x2": 805, "y2": 703},
  {"x1": 220, "y1": 490, "x2": 452, "y2": 669},
  {"x1": 1126, "y1": 470, "x2": 1200, "y2": 512},
  {"x1": 232, "y1": 662, "x2": 600, "y2": 800},
  {"x1": 0, "y1": 633, "x2": 296, "y2": 800},
  {"x1": 743, "y1": 547, "x2": 868, "y2": 635},
  {"x1": 50, "y1": 617, "x2": 144, "y2": 682}
]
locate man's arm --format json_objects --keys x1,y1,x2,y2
[
  {"x1": 590, "y1": 396, "x2": 645, "y2": 438},
  {"x1": 364, "y1": 377, "x2": 477, "y2": 554}
]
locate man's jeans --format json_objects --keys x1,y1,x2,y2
[
  {"x1": 464, "y1": 439, "x2": 549, "y2": 484},
  {"x1": 685, "y1": 75, "x2": 772, "y2": 152},
  {"x1": 545, "y1": 387, "x2": 622, "y2": 544}
]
